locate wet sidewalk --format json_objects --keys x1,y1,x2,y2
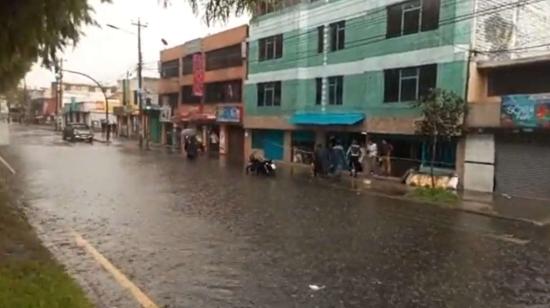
[{"x1": 280, "y1": 162, "x2": 550, "y2": 226}]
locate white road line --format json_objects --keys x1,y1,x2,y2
[
  {"x1": 73, "y1": 232, "x2": 159, "y2": 308},
  {"x1": 0, "y1": 153, "x2": 15, "y2": 175}
]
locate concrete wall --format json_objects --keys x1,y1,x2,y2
[
  {"x1": 463, "y1": 134, "x2": 495, "y2": 192},
  {"x1": 473, "y1": 0, "x2": 550, "y2": 61}
]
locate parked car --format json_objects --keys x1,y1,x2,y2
[{"x1": 63, "y1": 123, "x2": 94, "y2": 143}]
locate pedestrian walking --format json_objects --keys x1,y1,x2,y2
[
  {"x1": 186, "y1": 136, "x2": 198, "y2": 160},
  {"x1": 380, "y1": 139, "x2": 393, "y2": 176},
  {"x1": 346, "y1": 139, "x2": 362, "y2": 177},
  {"x1": 331, "y1": 140, "x2": 347, "y2": 177},
  {"x1": 366, "y1": 139, "x2": 378, "y2": 176}
]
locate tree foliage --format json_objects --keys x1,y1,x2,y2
[
  {"x1": 411, "y1": 88, "x2": 467, "y2": 187},
  {"x1": 1, "y1": 0, "x2": 259, "y2": 94},
  {"x1": 412, "y1": 88, "x2": 467, "y2": 138},
  {"x1": 0, "y1": 0, "x2": 108, "y2": 92},
  {"x1": 163, "y1": 0, "x2": 262, "y2": 25}
]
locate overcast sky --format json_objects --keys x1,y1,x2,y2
[{"x1": 25, "y1": 0, "x2": 248, "y2": 88}]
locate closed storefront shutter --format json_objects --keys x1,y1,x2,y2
[{"x1": 495, "y1": 134, "x2": 550, "y2": 199}]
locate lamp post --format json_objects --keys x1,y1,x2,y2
[
  {"x1": 105, "y1": 21, "x2": 168, "y2": 149},
  {"x1": 62, "y1": 69, "x2": 111, "y2": 142}
]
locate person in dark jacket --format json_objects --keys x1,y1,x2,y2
[
  {"x1": 347, "y1": 139, "x2": 363, "y2": 177},
  {"x1": 186, "y1": 136, "x2": 198, "y2": 159},
  {"x1": 313, "y1": 144, "x2": 326, "y2": 177}
]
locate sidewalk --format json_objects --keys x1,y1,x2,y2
[{"x1": 278, "y1": 162, "x2": 550, "y2": 226}]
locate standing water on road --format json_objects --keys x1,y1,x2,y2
[{"x1": 4, "y1": 126, "x2": 550, "y2": 308}]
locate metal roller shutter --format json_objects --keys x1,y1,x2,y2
[{"x1": 495, "y1": 134, "x2": 550, "y2": 199}]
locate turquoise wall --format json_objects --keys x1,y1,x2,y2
[
  {"x1": 245, "y1": 60, "x2": 468, "y2": 117},
  {"x1": 249, "y1": 0, "x2": 473, "y2": 74},
  {"x1": 246, "y1": 0, "x2": 473, "y2": 120}
]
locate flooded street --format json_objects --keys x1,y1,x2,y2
[{"x1": 4, "y1": 126, "x2": 550, "y2": 307}]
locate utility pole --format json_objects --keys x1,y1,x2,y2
[
  {"x1": 132, "y1": 18, "x2": 148, "y2": 149},
  {"x1": 57, "y1": 59, "x2": 64, "y2": 130}
]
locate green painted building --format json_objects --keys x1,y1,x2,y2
[{"x1": 243, "y1": 0, "x2": 473, "y2": 175}]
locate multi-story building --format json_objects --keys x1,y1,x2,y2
[
  {"x1": 159, "y1": 25, "x2": 247, "y2": 161},
  {"x1": 462, "y1": 0, "x2": 550, "y2": 199},
  {"x1": 113, "y1": 77, "x2": 159, "y2": 139},
  {"x1": 244, "y1": 0, "x2": 471, "y2": 175},
  {"x1": 52, "y1": 81, "x2": 118, "y2": 128},
  {"x1": 244, "y1": 0, "x2": 550, "y2": 185}
]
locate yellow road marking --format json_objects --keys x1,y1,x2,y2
[
  {"x1": 73, "y1": 232, "x2": 159, "y2": 308},
  {"x1": 0, "y1": 153, "x2": 16, "y2": 175}
]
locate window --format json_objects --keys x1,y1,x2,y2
[
  {"x1": 257, "y1": 81, "x2": 281, "y2": 106},
  {"x1": 259, "y1": 34, "x2": 283, "y2": 61},
  {"x1": 161, "y1": 60, "x2": 179, "y2": 78},
  {"x1": 384, "y1": 64, "x2": 437, "y2": 102},
  {"x1": 181, "y1": 86, "x2": 201, "y2": 104},
  {"x1": 315, "y1": 78, "x2": 323, "y2": 105},
  {"x1": 317, "y1": 25, "x2": 325, "y2": 53},
  {"x1": 161, "y1": 93, "x2": 179, "y2": 114},
  {"x1": 488, "y1": 63, "x2": 550, "y2": 95},
  {"x1": 205, "y1": 80, "x2": 242, "y2": 103},
  {"x1": 386, "y1": 0, "x2": 440, "y2": 38},
  {"x1": 328, "y1": 76, "x2": 343, "y2": 105},
  {"x1": 205, "y1": 44, "x2": 242, "y2": 71},
  {"x1": 64, "y1": 84, "x2": 72, "y2": 91},
  {"x1": 181, "y1": 55, "x2": 194, "y2": 75},
  {"x1": 329, "y1": 21, "x2": 345, "y2": 51}
]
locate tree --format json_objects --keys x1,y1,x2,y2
[
  {"x1": 163, "y1": 0, "x2": 263, "y2": 25},
  {"x1": 411, "y1": 88, "x2": 467, "y2": 188},
  {"x1": 1, "y1": 0, "x2": 255, "y2": 93},
  {"x1": 0, "y1": 0, "x2": 108, "y2": 92}
]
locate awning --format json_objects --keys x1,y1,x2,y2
[{"x1": 289, "y1": 112, "x2": 365, "y2": 126}]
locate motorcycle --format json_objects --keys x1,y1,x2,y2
[{"x1": 246, "y1": 159, "x2": 277, "y2": 176}]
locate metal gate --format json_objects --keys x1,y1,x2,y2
[{"x1": 495, "y1": 134, "x2": 550, "y2": 199}]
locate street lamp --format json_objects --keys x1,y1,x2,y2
[
  {"x1": 105, "y1": 21, "x2": 168, "y2": 149},
  {"x1": 61, "y1": 69, "x2": 112, "y2": 142}
]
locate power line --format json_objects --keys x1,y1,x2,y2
[{"x1": 242, "y1": 0, "x2": 546, "y2": 69}]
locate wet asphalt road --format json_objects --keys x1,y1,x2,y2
[{"x1": 4, "y1": 125, "x2": 550, "y2": 308}]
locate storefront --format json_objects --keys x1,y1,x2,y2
[
  {"x1": 217, "y1": 105, "x2": 244, "y2": 162},
  {"x1": 251, "y1": 130, "x2": 285, "y2": 161},
  {"x1": 494, "y1": 133, "x2": 550, "y2": 199},
  {"x1": 145, "y1": 105, "x2": 162, "y2": 144}
]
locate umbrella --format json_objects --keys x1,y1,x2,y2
[{"x1": 181, "y1": 128, "x2": 197, "y2": 137}]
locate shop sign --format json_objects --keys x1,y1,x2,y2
[
  {"x1": 160, "y1": 105, "x2": 172, "y2": 122},
  {"x1": 217, "y1": 106, "x2": 242, "y2": 123},
  {"x1": 501, "y1": 94, "x2": 550, "y2": 128},
  {"x1": 192, "y1": 53, "x2": 204, "y2": 97}
]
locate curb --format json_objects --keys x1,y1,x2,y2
[
  {"x1": 359, "y1": 185, "x2": 546, "y2": 227},
  {"x1": 283, "y1": 167, "x2": 547, "y2": 227}
]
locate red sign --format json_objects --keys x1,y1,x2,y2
[{"x1": 192, "y1": 53, "x2": 204, "y2": 97}]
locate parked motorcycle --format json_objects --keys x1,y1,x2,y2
[{"x1": 246, "y1": 159, "x2": 277, "y2": 176}]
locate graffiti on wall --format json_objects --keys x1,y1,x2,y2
[{"x1": 501, "y1": 94, "x2": 550, "y2": 128}]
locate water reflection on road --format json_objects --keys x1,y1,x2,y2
[{"x1": 5, "y1": 127, "x2": 550, "y2": 308}]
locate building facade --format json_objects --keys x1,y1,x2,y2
[
  {"x1": 159, "y1": 25, "x2": 248, "y2": 162},
  {"x1": 113, "y1": 77, "x2": 159, "y2": 139},
  {"x1": 462, "y1": 0, "x2": 550, "y2": 199},
  {"x1": 244, "y1": 0, "x2": 472, "y2": 175},
  {"x1": 52, "y1": 81, "x2": 117, "y2": 128}
]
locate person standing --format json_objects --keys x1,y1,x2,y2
[
  {"x1": 186, "y1": 136, "x2": 198, "y2": 160},
  {"x1": 346, "y1": 139, "x2": 362, "y2": 177},
  {"x1": 331, "y1": 140, "x2": 347, "y2": 177},
  {"x1": 313, "y1": 144, "x2": 325, "y2": 177},
  {"x1": 366, "y1": 139, "x2": 378, "y2": 176},
  {"x1": 380, "y1": 139, "x2": 393, "y2": 176}
]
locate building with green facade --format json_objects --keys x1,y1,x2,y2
[{"x1": 244, "y1": 0, "x2": 473, "y2": 176}]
